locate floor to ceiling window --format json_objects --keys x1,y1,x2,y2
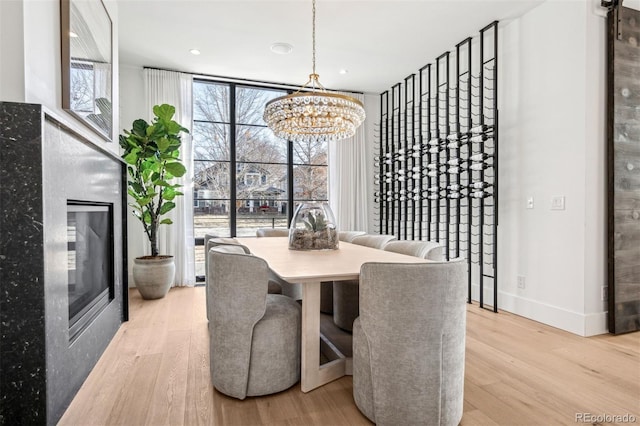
[{"x1": 192, "y1": 79, "x2": 328, "y2": 278}]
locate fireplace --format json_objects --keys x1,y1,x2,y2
[
  {"x1": 0, "y1": 102, "x2": 126, "y2": 425},
  {"x1": 67, "y1": 202, "x2": 114, "y2": 341}
]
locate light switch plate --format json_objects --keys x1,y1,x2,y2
[
  {"x1": 526, "y1": 197, "x2": 534, "y2": 209},
  {"x1": 551, "y1": 196, "x2": 565, "y2": 210}
]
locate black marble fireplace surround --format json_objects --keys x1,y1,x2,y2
[{"x1": 0, "y1": 102, "x2": 126, "y2": 425}]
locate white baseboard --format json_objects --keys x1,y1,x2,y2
[
  {"x1": 584, "y1": 311, "x2": 609, "y2": 336},
  {"x1": 470, "y1": 284, "x2": 608, "y2": 337}
]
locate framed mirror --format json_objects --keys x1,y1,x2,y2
[{"x1": 61, "y1": 0, "x2": 113, "y2": 141}]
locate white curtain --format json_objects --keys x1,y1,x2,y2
[
  {"x1": 328, "y1": 92, "x2": 369, "y2": 231},
  {"x1": 144, "y1": 69, "x2": 195, "y2": 287}
]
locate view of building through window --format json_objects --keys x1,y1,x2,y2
[{"x1": 192, "y1": 79, "x2": 328, "y2": 278}]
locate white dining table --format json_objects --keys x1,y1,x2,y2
[{"x1": 237, "y1": 237, "x2": 427, "y2": 392}]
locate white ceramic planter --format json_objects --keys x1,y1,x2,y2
[{"x1": 133, "y1": 256, "x2": 175, "y2": 299}]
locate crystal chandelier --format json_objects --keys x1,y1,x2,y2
[{"x1": 263, "y1": 0, "x2": 365, "y2": 143}]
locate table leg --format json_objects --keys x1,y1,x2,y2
[{"x1": 300, "y1": 280, "x2": 345, "y2": 392}]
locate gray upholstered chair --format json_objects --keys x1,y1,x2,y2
[
  {"x1": 350, "y1": 234, "x2": 397, "y2": 249},
  {"x1": 256, "y1": 227, "x2": 289, "y2": 237},
  {"x1": 353, "y1": 260, "x2": 467, "y2": 425},
  {"x1": 333, "y1": 234, "x2": 398, "y2": 331},
  {"x1": 255, "y1": 227, "x2": 302, "y2": 300},
  {"x1": 383, "y1": 240, "x2": 445, "y2": 261},
  {"x1": 338, "y1": 230, "x2": 367, "y2": 243},
  {"x1": 318, "y1": 229, "x2": 367, "y2": 313},
  {"x1": 203, "y1": 235, "x2": 252, "y2": 285},
  {"x1": 204, "y1": 238, "x2": 282, "y2": 318},
  {"x1": 208, "y1": 247, "x2": 301, "y2": 400}
]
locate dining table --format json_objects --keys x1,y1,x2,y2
[{"x1": 236, "y1": 237, "x2": 428, "y2": 392}]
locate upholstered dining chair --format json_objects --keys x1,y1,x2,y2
[
  {"x1": 353, "y1": 259, "x2": 467, "y2": 425},
  {"x1": 333, "y1": 234, "x2": 398, "y2": 331},
  {"x1": 320, "y1": 229, "x2": 368, "y2": 313},
  {"x1": 256, "y1": 227, "x2": 289, "y2": 237},
  {"x1": 208, "y1": 247, "x2": 301, "y2": 400},
  {"x1": 338, "y1": 230, "x2": 367, "y2": 243},
  {"x1": 383, "y1": 240, "x2": 445, "y2": 261},
  {"x1": 254, "y1": 227, "x2": 302, "y2": 300},
  {"x1": 204, "y1": 237, "x2": 282, "y2": 319},
  {"x1": 350, "y1": 234, "x2": 397, "y2": 249},
  {"x1": 203, "y1": 235, "x2": 252, "y2": 286}
]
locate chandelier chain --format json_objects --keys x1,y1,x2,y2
[
  {"x1": 262, "y1": 0, "x2": 365, "y2": 142},
  {"x1": 312, "y1": 0, "x2": 316, "y2": 78}
]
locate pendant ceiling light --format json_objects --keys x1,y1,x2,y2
[{"x1": 264, "y1": 0, "x2": 366, "y2": 143}]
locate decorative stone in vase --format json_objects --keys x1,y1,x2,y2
[{"x1": 289, "y1": 202, "x2": 339, "y2": 250}]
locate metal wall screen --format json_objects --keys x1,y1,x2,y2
[{"x1": 373, "y1": 22, "x2": 499, "y2": 311}]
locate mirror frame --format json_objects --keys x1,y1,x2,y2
[{"x1": 61, "y1": 0, "x2": 113, "y2": 142}]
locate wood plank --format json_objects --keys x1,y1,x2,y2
[
  {"x1": 611, "y1": 4, "x2": 640, "y2": 333},
  {"x1": 183, "y1": 296, "x2": 216, "y2": 425},
  {"x1": 145, "y1": 329, "x2": 191, "y2": 426}
]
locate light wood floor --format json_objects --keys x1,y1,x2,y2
[{"x1": 59, "y1": 287, "x2": 640, "y2": 426}]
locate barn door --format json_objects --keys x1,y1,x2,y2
[{"x1": 608, "y1": 2, "x2": 640, "y2": 334}]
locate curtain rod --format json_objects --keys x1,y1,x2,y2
[{"x1": 142, "y1": 66, "x2": 363, "y2": 95}]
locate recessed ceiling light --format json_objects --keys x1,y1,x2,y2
[
  {"x1": 69, "y1": 31, "x2": 78, "y2": 38},
  {"x1": 339, "y1": 69, "x2": 349, "y2": 75},
  {"x1": 190, "y1": 49, "x2": 201, "y2": 55},
  {"x1": 270, "y1": 42, "x2": 293, "y2": 55}
]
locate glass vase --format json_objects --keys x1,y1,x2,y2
[{"x1": 288, "y1": 202, "x2": 339, "y2": 251}]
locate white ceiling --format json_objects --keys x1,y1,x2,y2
[{"x1": 117, "y1": 0, "x2": 546, "y2": 94}]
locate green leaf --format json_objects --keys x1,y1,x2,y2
[
  {"x1": 154, "y1": 180, "x2": 171, "y2": 187},
  {"x1": 129, "y1": 182, "x2": 144, "y2": 194},
  {"x1": 153, "y1": 104, "x2": 175, "y2": 121},
  {"x1": 150, "y1": 122, "x2": 167, "y2": 140},
  {"x1": 162, "y1": 188, "x2": 176, "y2": 200},
  {"x1": 132, "y1": 119, "x2": 148, "y2": 137},
  {"x1": 165, "y1": 120, "x2": 183, "y2": 135},
  {"x1": 142, "y1": 168, "x2": 153, "y2": 182},
  {"x1": 143, "y1": 210, "x2": 152, "y2": 224},
  {"x1": 159, "y1": 218, "x2": 173, "y2": 225},
  {"x1": 165, "y1": 162, "x2": 186, "y2": 178},
  {"x1": 157, "y1": 137, "x2": 170, "y2": 152},
  {"x1": 159, "y1": 201, "x2": 175, "y2": 215},
  {"x1": 137, "y1": 197, "x2": 152, "y2": 207},
  {"x1": 128, "y1": 202, "x2": 142, "y2": 211},
  {"x1": 119, "y1": 134, "x2": 129, "y2": 150},
  {"x1": 123, "y1": 152, "x2": 138, "y2": 165}
]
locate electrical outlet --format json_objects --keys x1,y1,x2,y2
[
  {"x1": 551, "y1": 196, "x2": 565, "y2": 210},
  {"x1": 601, "y1": 286, "x2": 608, "y2": 301},
  {"x1": 517, "y1": 275, "x2": 526, "y2": 289}
]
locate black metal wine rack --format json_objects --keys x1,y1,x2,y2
[{"x1": 373, "y1": 22, "x2": 499, "y2": 311}]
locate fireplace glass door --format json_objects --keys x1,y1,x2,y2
[{"x1": 67, "y1": 201, "x2": 113, "y2": 340}]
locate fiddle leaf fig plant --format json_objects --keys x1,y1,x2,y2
[{"x1": 119, "y1": 104, "x2": 188, "y2": 257}]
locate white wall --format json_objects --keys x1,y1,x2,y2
[
  {"x1": 0, "y1": 0, "x2": 119, "y2": 157},
  {"x1": 0, "y1": 0, "x2": 26, "y2": 102},
  {"x1": 498, "y1": 0, "x2": 607, "y2": 336},
  {"x1": 362, "y1": 0, "x2": 608, "y2": 336},
  {"x1": 119, "y1": 64, "x2": 147, "y2": 286}
]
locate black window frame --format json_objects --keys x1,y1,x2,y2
[{"x1": 193, "y1": 78, "x2": 328, "y2": 280}]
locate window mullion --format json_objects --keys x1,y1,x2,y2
[
  {"x1": 287, "y1": 139, "x2": 294, "y2": 226},
  {"x1": 229, "y1": 83, "x2": 237, "y2": 237}
]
